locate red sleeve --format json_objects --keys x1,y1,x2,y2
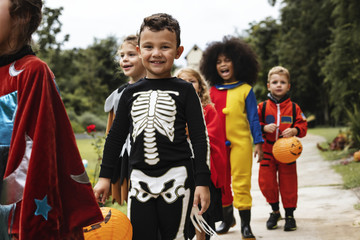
[
  {"x1": 204, "y1": 104, "x2": 226, "y2": 188},
  {"x1": 257, "y1": 101, "x2": 266, "y2": 132},
  {"x1": 294, "y1": 103, "x2": 307, "y2": 138}
]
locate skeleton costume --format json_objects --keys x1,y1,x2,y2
[{"x1": 100, "y1": 77, "x2": 211, "y2": 240}]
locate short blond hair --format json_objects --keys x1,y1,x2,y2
[{"x1": 268, "y1": 66, "x2": 290, "y2": 82}]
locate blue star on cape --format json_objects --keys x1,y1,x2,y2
[{"x1": 34, "y1": 195, "x2": 52, "y2": 220}]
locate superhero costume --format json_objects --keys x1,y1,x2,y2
[
  {"x1": 257, "y1": 93, "x2": 307, "y2": 208},
  {"x1": 210, "y1": 81, "x2": 263, "y2": 210},
  {"x1": 0, "y1": 46, "x2": 103, "y2": 239}
]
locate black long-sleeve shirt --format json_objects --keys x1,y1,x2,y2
[{"x1": 100, "y1": 77, "x2": 210, "y2": 186}]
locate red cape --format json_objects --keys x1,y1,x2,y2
[{"x1": 0, "y1": 55, "x2": 103, "y2": 239}]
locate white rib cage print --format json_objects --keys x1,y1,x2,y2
[{"x1": 131, "y1": 90, "x2": 179, "y2": 165}]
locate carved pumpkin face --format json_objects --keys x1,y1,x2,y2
[
  {"x1": 273, "y1": 137, "x2": 303, "y2": 164},
  {"x1": 83, "y1": 207, "x2": 132, "y2": 240}
]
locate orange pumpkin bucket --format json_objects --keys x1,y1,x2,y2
[
  {"x1": 272, "y1": 137, "x2": 303, "y2": 164},
  {"x1": 83, "y1": 207, "x2": 132, "y2": 240}
]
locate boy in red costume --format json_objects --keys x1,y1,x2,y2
[{"x1": 257, "y1": 66, "x2": 307, "y2": 231}]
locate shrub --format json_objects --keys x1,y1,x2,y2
[
  {"x1": 345, "y1": 104, "x2": 360, "y2": 148},
  {"x1": 78, "y1": 111, "x2": 107, "y2": 131},
  {"x1": 71, "y1": 120, "x2": 85, "y2": 133}
]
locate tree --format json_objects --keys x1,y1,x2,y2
[
  {"x1": 277, "y1": 0, "x2": 334, "y2": 124},
  {"x1": 246, "y1": 17, "x2": 281, "y2": 101},
  {"x1": 321, "y1": 0, "x2": 360, "y2": 124}
]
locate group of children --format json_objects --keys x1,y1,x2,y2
[
  {"x1": 93, "y1": 13, "x2": 308, "y2": 240},
  {"x1": 0, "y1": 1, "x2": 307, "y2": 239}
]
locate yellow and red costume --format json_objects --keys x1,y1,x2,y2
[
  {"x1": 257, "y1": 94, "x2": 307, "y2": 208},
  {"x1": 210, "y1": 81, "x2": 263, "y2": 210}
]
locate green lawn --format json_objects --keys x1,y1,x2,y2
[
  {"x1": 77, "y1": 137, "x2": 127, "y2": 214},
  {"x1": 308, "y1": 127, "x2": 360, "y2": 190},
  {"x1": 308, "y1": 127, "x2": 347, "y2": 142}
]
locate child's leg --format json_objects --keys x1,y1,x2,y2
[
  {"x1": 128, "y1": 164, "x2": 193, "y2": 240},
  {"x1": 278, "y1": 162, "x2": 298, "y2": 209},
  {"x1": 258, "y1": 148, "x2": 280, "y2": 205},
  {"x1": 128, "y1": 194, "x2": 158, "y2": 240},
  {"x1": 230, "y1": 141, "x2": 253, "y2": 210},
  {"x1": 157, "y1": 164, "x2": 194, "y2": 239},
  {"x1": 221, "y1": 147, "x2": 233, "y2": 206}
]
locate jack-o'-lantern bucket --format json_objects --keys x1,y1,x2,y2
[
  {"x1": 83, "y1": 207, "x2": 132, "y2": 240},
  {"x1": 273, "y1": 137, "x2": 303, "y2": 164}
]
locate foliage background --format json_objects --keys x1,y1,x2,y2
[{"x1": 35, "y1": 0, "x2": 360, "y2": 144}]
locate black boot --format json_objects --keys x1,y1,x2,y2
[
  {"x1": 239, "y1": 210, "x2": 256, "y2": 239},
  {"x1": 215, "y1": 204, "x2": 236, "y2": 234}
]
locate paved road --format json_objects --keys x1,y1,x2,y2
[{"x1": 211, "y1": 134, "x2": 360, "y2": 240}]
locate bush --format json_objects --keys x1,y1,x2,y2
[
  {"x1": 346, "y1": 104, "x2": 360, "y2": 148},
  {"x1": 70, "y1": 120, "x2": 85, "y2": 133},
  {"x1": 78, "y1": 111, "x2": 107, "y2": 131}
]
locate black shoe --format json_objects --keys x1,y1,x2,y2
[
  {"x1": 284, "y1": 216, "x2": 297, "y2": 231},
  {"x1": 266, "y1": 212, "x2": 281, "y2": 230},
  {"x1": 216, "y1": 205, "x2": 236, "y2": 234},
  {"x1": 241, "y1": 224, "x2": 256, "y2": 239},
  {"x1": 239, "y1": 210, "x2": 256, "y2": 239},
  {"x1": 215, "y1": 218, "x2": 236, "y2": 234}
]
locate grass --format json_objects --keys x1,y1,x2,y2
[
  {"x1": 308, "y1": 127, "x2": 347, "y2": 142},
  {"x1": 76, "y1": 137, "x2": 127, "y2": 214},
  {"x1": 308, "y1": 127, "x2": 360, "y2": 190}
]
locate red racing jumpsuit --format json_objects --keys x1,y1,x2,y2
[{"x1": 257, "y1": 94, "x2": 307, "y2": 208}]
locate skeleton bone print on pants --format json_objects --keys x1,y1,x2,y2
[
  {"x1": 131, "y1": 90, "x2": 179, "y2": 165},
  {"x1": 128, "y1": 166, "x2": 191, "y2": 239}
]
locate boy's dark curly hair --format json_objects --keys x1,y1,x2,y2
[
  {"x1": 200, "y1": 36, "x2": 259, "y2": 86},
  {"x1": 138, "y1": 13, "x2": 181, "y2": 48}
]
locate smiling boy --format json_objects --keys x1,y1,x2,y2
[{"x1": 94, "y1": 13, "x2": 211, "y2": 240}]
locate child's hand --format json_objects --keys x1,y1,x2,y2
[
  {"x1": 193, "y1": 186, "x2": 210, "y2": 215},
  {"x1": 254, "y1": 143, "x2": 263, "y2": 162},
  {"x1": 93, "y1": 177, "x2": 111, "y2": 204},
  {"x1": 264, "y1": 123, "x2": 277, "y2": 133},
  {"x1": 281, "y1": 128, "x2": 298, "y2": 138}
]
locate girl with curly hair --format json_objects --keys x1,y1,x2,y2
[{"x1": 200, "y1": 36, "x2": 264, "y2": 239}]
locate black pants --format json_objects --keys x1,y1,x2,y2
[{"x1": 128, "y1": 162, "x2": 194, "y2": 240}]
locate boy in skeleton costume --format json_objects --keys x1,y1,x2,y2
[{"x1": 93, "y1": 13, "x2": 211, "y2": 240}]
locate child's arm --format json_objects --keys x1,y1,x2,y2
[
  {"x1": 185, "y1": 85, "x2": 211, "y2": 213},
  {"x1": 281, "y1": 127, "x2": 298, "y2": 137},
  {"x1": 193, "y1": 186, "x2": 210, "y2": 215},
  {"x1": 93, "y1": 177, "x2": 111, "y2": 203},
  {"x1": 264, "y1": 123, "x2": 277, "y2": 133},
  {"x1": 254, "y1": 143, "x2": 264, "y2": 163},
  {"x1": 282, "y1": 103, "x2": 308, "y2": 138},
  {"x1": 95, "y1": 92, "x2": 130, "y2": 202},
  {"x1": 245, "y1": 89, "x2": 264, "y2": 162}
]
